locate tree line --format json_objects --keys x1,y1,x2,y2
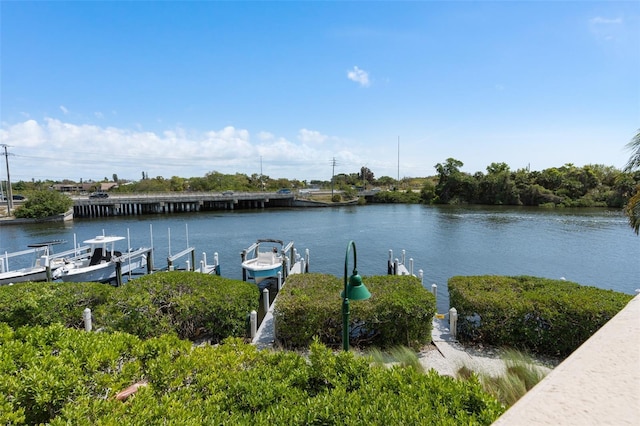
[
  {"x1": 9, "y1": 142, "x2": 640, "y2": 234},
  {"x1": 423, "y1": 159, "x2": 639, "y2": 208},
  {"x1": 10, "y1": 161, "x2": 639, "y2": 210},
  {"x1": 10, "y1": 161, "x2": 638, "y2": 209}
]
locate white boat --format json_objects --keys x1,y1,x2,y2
[
  {"x1": 0, "y1": 241, "x2": 67, "y2": 285},
  {"x1": 53, "y1": 235, "x2": 149, "y2": 283},
  {"x1": 241, "y1": 239, "x2": 290, "y2": 285}
]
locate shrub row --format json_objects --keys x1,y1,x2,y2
[
  {"x1": 0, "y1": 272, "x2": 259, "y2": 342},
  {"x1": 274, "y1": 273, "x2": 436, "y2": 350},
  {"x1": 448, "y1": 275, "x2": 633, "y2": 357},
  {"x1": 0, "y1": 324, "x2": 504, "y2": 425}
]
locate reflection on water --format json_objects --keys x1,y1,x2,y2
[{"x1": 1, "y1": 204, "x2": 638, "y2": 313}]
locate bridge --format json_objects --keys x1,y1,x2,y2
[{"x1": 72, "y1": 192, "x2": 296, "y2": 218}]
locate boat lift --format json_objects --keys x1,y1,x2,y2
[{"x1": 164, "y1": 224, "x2": 220, "y2": 275}]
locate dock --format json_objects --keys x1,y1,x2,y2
[
  {"x1": 251, "y1": 247, "x2": 309, "y2": 349},
  {"x1": 387, "y1": 249, "x2": 423, "y2": 280}
]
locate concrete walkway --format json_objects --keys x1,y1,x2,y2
[{"x1": 420, "y1": 315, "x2": 519, "y2": 378}]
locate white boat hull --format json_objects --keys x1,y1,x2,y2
[
  {"x1": 56, "y1": 262, "x2": 117, "y2": 283},
  {"x1": 0, "y1": 245, "x2": 67, "y2": 286},
  {"x1": 241, "y1": 239, "x2": 293, "y2": 285},
  {"x1": 55, "y1": 247, "x2": 149, "y2": 284},
  {"x1": 0, "y1": 268, "x2": 49, "y2": 285},
  {"x1": 242, "y1": 249, "x2": 285, "y2": 284},
  {"x1": 242, "y1": 261, "x2": 283, "y2": 284}
]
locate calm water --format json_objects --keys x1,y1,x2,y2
[{"x1": 1, "y1": 205, "x2": 638, "y2": 312}]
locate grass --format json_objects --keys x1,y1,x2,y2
[
  {"x1": 365, "y1": 344, "x2": 549, "y2": 407},
  {"x1": 456, "y1": 348, "x2": 548, "y2": 407},
  {"x1": 365, "y1": 345, "x2": 425, "y2": 373}
]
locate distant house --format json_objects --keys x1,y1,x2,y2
[
  {"x1": 52, "y1": 182, "x2": 118, "y2": 193},
  {"x1": 98, "y1": 182, "x2": 118, "y2": 192}
]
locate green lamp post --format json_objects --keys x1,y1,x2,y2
[{"x1": 341, "y1": 240, "x2": 371, "y2": 351}]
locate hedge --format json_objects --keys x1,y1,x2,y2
[
  {"x1": 0, "y1": 281, "x2": 112, "y2": 328},
  {"x1": 274, "y1": 273, "x2": 436, "y2": 350},
  {"x1": 0, "y1": 324, "x2": 504, "y2": 425},
  {"x1": 0, "y1": 272, "x2": 259, "y2": 342},
  {"x1": 448, "y1": 275, "x2": 633, "y2": 357},
  {"x1": 94, "y1": 272, "x2": 259, "y2": 341}
]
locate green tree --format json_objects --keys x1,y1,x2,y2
[
  {"x1": 624, "y1": 130, "x2": 640, "y2": 234},
  {"x1": 14, "y1": 190, "x2": 73, "y2": 219},
  {"x1": 535, "y1": 167, "x2": 563, "y2": 191},
  {"x1": 169, "y1": 176, "x2": 187, "y2": 192},
  {"x1": 375, "y1": 175, "x2": 396, "y2": 189},
  {"x1": 434, "y1": 158, "x2": 476, "y2": 203},
  {"x1": 133, "y1": 176, "x2": 170, "y2": 192},
  {"x1": 420, "y1": 179, "x2": 436, "y2": 203},
  {"x1": 360, "y1": 166, "x2": 374, "y2": 185},
  {"x1": 478, "y1": 162, "x2": 520, "y2": 205}
]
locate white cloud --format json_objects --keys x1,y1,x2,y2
[
  {"x1": 297, "y1": 129, "x2": 328, "y2": 144},
  {"x1": 94, "y1": 112, "x2": 104, "y2": 119},
  {"x1": 0, "y1": 120, "x2": 45, "y2": 148},
  {"x1": 59, "y1": 105, "x2": 69, "y2": 114},
  {"x1": 257, "y1": 131, "x2": 274, "y2": 141},
  {"x1": 588, "y1": 16, "x2": 624, "y2": 42},
  {"x1": 589, "y1": 17, "x2": 622, "y2": 25},
  {"x1": 0, "y1": 118, "x2": 366, "y2": 182},
  {"x1": 347, "y1": 66, "x2": 370, "y2": 87}
]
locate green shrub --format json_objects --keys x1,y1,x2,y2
[
  {"x1": 95, "y1": 271, "x2": 259, "y2": 342},
  {"x1": 449, "y1": 275, "x2": 633, "y2": 357},
  {"x1": 373, "y1": 190, "x2": 422, "y2": 204},
  {"x1": 275, "y1": 273, "x2": 436, "y2": 350},
  {"x1": 0, "y1": 281, "x2": 112, "y2": 328},
  {"x1": 0, "y1": 323, "x2": 155, "y2": 425},
  {"x1": 0, "y1": 272, "x2": 259, "y2": 342},
  {"x1": 1, "y1": 326, "x2": 504, "y2": 424},
  {"x1": 13, "y1": 190, "x2": 73, "y2": 219}
]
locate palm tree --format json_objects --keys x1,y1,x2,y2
[{"x1": 624, "y1": 130, "x2": 640, "y2": 234}]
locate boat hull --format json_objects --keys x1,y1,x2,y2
[
  {"x1": 0, "y1": 268, "x2": 48, "y2": 285},
  {"x1": 241, "y1": 239, "x2": 292, "y2": 285},
  {"x1": 55, "y1": 250, "x2": 148, "y2": 283},
  {"x1": 56, "y1": 262, "x2": 118, "y2": 283},
  {"x1": 243, "y1": 262, "x2": 283, "y2": 284}
]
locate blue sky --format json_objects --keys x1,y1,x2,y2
[{"x1": 1, "y1": 1, "x2": 638, "y2": 183}]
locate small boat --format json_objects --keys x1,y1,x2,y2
[
  {"x1": 53, "y1": 235, "x2": 149, "y2": 283},
  {"x1": 241, "y1": 239, "x2": 290, "y2": 285},
  {"x1": 0, "y1": 241, "x2": 67, "y2": 285}
]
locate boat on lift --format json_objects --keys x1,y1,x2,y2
[
  {"x1": 0, "y1": 241, "x2": 66, "y2": 285},
  {"x1": 53, "y1": 235, "x2": 149, "y2": 283},
  {"x1": 241, "y1": 239, "x2": 291, "y2": 285}
]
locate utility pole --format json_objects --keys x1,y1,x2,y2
[
  {"x1": 397, "y1": 136, "x2": 400, "y2": 190},
  {"x1": 331, "y1": 157, "x2": 337, "y2": 197},
  {"x1": 260, "y1": 156, "x2": 265, "y2": 191},
  {"x1": 1, "y1": 145, "x2": 13, "y2": 214}
]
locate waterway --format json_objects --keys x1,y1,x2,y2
[{"x1": 1, "y1": 204, "x2": 638, "y2": 312}]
